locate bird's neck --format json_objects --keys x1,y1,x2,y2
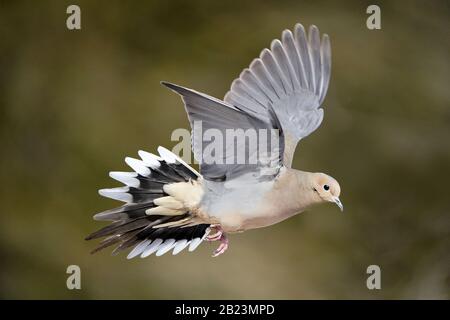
[
  {"x1": 272, "y1": 168, "x2": 321, "y2": 216},
  {"x1": 293, "y1": 169, "x2": 322, "y2": 207}
]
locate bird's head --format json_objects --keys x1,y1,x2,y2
[{"x1": 311, "y1": 173, "x2": 343, "y2": 212}]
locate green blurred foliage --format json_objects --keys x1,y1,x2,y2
[{"x1": 0, "y1": 0, "x2": 449, "y2": 299}]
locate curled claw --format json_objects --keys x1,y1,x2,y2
[
  {"x1": 206, "y1": 231, "x2": 223, "y2": 242},
  {"x1": 206, "y1": 225, "x2": 223, "y2": 242}
]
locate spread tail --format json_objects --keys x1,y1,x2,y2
[{"x1": 86, "y1": 146, "x2": 210, "y2": 258}]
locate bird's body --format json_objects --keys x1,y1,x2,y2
[
  {"x1": 87, "y1": 22, "x2": 343, "y2": 258},
  {"x1": 180, "y1": 168, "x2": 317, "y2": 232},
  {"x1": 190, "y1": 172, "x2": 278, "y2": 232}
]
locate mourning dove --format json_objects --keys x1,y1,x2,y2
[{"x1": 86, "y1": 23, "x2": 343, "y2": 258}]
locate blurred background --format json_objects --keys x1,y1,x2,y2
[{"x1": 0, "y1": 0, "x2": 449, "y2": 299}]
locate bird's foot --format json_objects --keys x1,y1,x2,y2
[
  {"x1": 212, "y1": 233, "x2": 228, "y2": 258},
  {"x1": 206, "y1": 225, "x2": 229, "y2": 257}
]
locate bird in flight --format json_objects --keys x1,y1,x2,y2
[{"x1": 86, "y1": 23, "x2": 343, "y2": 258}]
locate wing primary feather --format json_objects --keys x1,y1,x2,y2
[
  {"x1": 308, "y1": 25, "x2": 322, "y2": 96},
  {"x1": 319, "y1": 34, "x2": 331, "y2": 104},
  {"x1": 294, "y1": 23, "x2": 313, "y2": 90},
  {"x1": 281, "y1": 30, "x2": 303, "y2": 90},
  {"x1": 270, "y1": 39, "x2": 294, "y2": 94}
]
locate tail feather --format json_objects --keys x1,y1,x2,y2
[
  {"x1": 86, "y1": 147, "x2": 209, "y2": 258},
  {"x1": 85, "y1": 216, "x2": 154, "y2": 241},
  {"x1": 93, "y1": 201, "x2": 155, "y2": 221}
]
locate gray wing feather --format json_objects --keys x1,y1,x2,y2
[
  {"x1": 162, "y1": 82, "x2": 282, "y2": 181},
  {"x1": 224, "y1": 23, "x2": 331, "y2": 167},
  {"x1": 319, "y1": 34, "x2": 331, "y2": 104}
]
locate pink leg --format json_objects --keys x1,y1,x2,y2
[
  {"x1": 212, "y1": 233, "x2": 229, "y2": 258},
  {"x1": 205, "y1": 225, "x2": 229, "y2": 257}
]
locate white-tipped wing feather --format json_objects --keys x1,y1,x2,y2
[
  {"x1": 125, "y1": 157, "x2": 151, "y2": 176},
  {"x1": 127, "y1": 239, "x2": 151, "y2": 259},
  {"x1": 157, "y1": 146, "x2": 200, "y2": 177},
  {"x1": 141, "y1": 239, "x2": 163, "y2": 258},
  {"x1": 172, "y1": 239, "x2": 190, "y2": 255},
  {"x1": 98, "y1": 187, "x2": 132, "y2": 203},
  {"x1": 137, "y1": 150, "x2": 162, "y2": 168},
  {"x1": 109, "y1": 172, "x2": 140, "y2": 188}
]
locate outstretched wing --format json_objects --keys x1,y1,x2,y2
[
  {"x1": 224, "y1": 23, "x2": 331, "y2": 167},
  {"x1": 162, "y1": 82, "x2": 283, "y2": 181}
]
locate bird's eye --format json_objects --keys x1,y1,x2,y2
[{"x1": 323, "y1": 184, "x2": 330, "y2": 191}]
